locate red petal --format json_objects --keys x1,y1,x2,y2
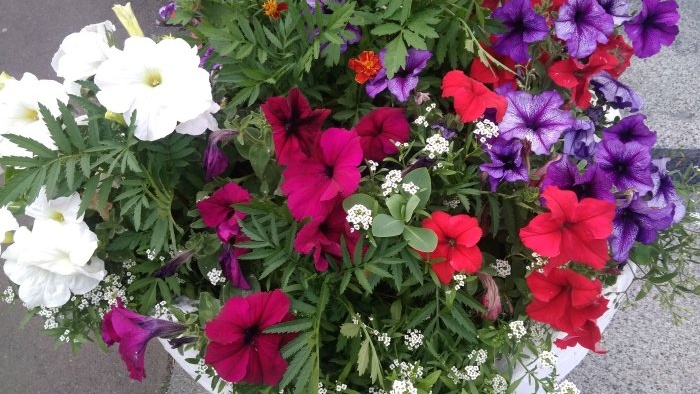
[
  {"x1": 450, "y1": 245, "x2": 483, "y2": 273},
  {"x1": 519, "y1": 213, "x2": 562, "y2": 258},
  {"x1": 431, "y1": 260, "x2": 455, "y2": 285}
]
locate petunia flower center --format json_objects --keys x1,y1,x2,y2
[
  {"x1": 50, "y1": 211, "x2": 65, "y2": 222},
  {"x1": 244, "y1": 325, "x2": 260, "y2": 344},
  {"x1": 448, "y1": 238, "x2": 456, "y2": 246},
  {"x1": 144, "y1": 70, "x2": 162, "y2": 87},
  {"x1": 613, "y1": 162, "x2": 627, "y2": 174},
  {"x1": 22, "y1": 107, "x2": 40, "y2": 122},
  {"x1": 324, "y1": 165, "x2": 335, "y2": 179}
]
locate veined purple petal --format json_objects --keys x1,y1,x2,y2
[
  {"x1": 492, "y1": 0, "x2": 549, "y2": 62},
  {"x1": 480, "y1": 138, "x2": 529, "y2": 191},
  {"x1": 499, "y1": 90, "x2": 574, "y2": 155},
  {"x1": 563, "y1": 118, "x2": 598, "y2": 160},
  {"x1": 367, "y1": 48, "x2": 431, "y2": 102},
  {"x1": 610, "y1": 210, "x2": 640, "y2": 261},
  {"x1": 648, "y1": 158, "x2": 686, "y2": 223},
  {"x1": 590, "y1": 71, "x2": 644, "y2": 112},
  {"x1": 595, "y1": 139, "x2": 653, "y2": 193},
  {"x1": 602, "y1": 113, "x2": 656, "y2": 147},
  {"x1": 555, "y1": 0, "x2": 614, "y2": 58},
  {"x1": 623, "y1": 0, "x2": 680, "y2": 58},
  {"x1": 597, "y1": 0, "x2": 630, "y2": 25}
]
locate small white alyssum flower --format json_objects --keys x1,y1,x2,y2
[
  {"x1": 2, "y1": 286, "x2": 15, "y2": 303},
  {"x1": 490, "y1": 374, "x2": 508, "y2": 394},
  {"x1": 468, "y1": 349, "x2": 488, "y2": 366},
  {"x1": 389, "y1": 379, "x2": 417, "y2": 394},
  {"x1": 403, "y1": 329, "x2": 424, "y2": 351},
  {"x1": 367, "y1": 160, "x2": 379, "y2": 172},
  {"x1": 538, "y1": 350, "x2": 557, "y2": 369},
  {"x1": 346, "y1": 204, "x2": 373, "y2": 232},
  {"x1": 381, "y1": 170, "x2": 404, "y2": 196},
  {"x1": 402, "y1": 182, "x2": 420, "y2": 195},
  {"x1": 424, "y1": 134, "x2": 449, "y2": 159},
  {"x1": 508, "y1": 320, "x2": 527, "y2": 341},
  {"x1": 206, "y1": 269, "x2": 226, "y2": 285},
  {"x1": 494, "y1": 259, "x2": 511, "y2": 278},
  {"x1": 553, "y1": 380, "x2": 581, "y2": 394}
]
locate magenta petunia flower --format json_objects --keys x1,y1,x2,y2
[
  {"x1": 623, "y1": 0, "x2": 679, "y2": 58},
  {"x1": 498, "y1": 90, "x2": 574, "y2": 155},
  {"x1": 102, "y1": 299, "x2": 186, "y2": 381},
  {"x1": 353, "y1": 107, "x2": 410, "y2": 162},
  {"x1": 366, "y1": 49, "x2": 432, "y2": 102},
  {"x1": 294, "y1": 203, "x2": 358, "y2": 271},
  {"x1": 492, "y1": 0, "x2": 549, "y2": 62},
  {"x1": 204, "y1": 290, "x2": 296, "y2": 386},
  {"x1": 602, "y1": 113, "x2": 656, "y2": 148},
  {"x1": 281, "y1": 128, "x2": 362, "y2": 221},
  {"x1": 594, "y1": 139, "x2": 654, "y2": 193},
  {"x1": 555, "y1": 0, "x2": 614, "y2": 58},
  {"x1": 610, "y1": 193, "x2": 674, "y2": 261},
  {"x1": 196, "y1": 183, "x2": 252, "y2": 242},
  {"x1": 261, "y1": 87, "x2": 331, "y2": 165}
]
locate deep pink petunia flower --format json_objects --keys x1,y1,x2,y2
[
  {"x1": 102, "y1": 299, "x2": 186, "y2": 381},
  {"x1": 204, "y1": 290, "x2": 296, "y2": 386},
  {"x1": 260, "y1": 87, "x2": 331, "y2": 165},
  {"x1": 353, "y1": 107, "x2": 410, "y2": 162},
  {"x1": 196, "y1": 183, "x2": 252, "y2": 242},
  {"x1": 281, "y1": 128, "x2": 363, "y2": 221},
  {"x1": 294, "y1": 202, "x2": 359, "y2": 271}
]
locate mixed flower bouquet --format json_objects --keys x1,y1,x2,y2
[{"x1": 0, "y1": 1, "x2": 698, "y2": 393}]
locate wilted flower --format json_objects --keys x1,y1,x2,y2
[{"x1": 648, "y1": 158, "x2": 686, "y2": 223}]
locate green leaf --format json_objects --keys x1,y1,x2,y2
[
  {"x1": 402, "y1": 168, "x2": 431, "y2": 209},
  {"x1": 0, "y1": 169, "x2": 37, "y2": 206},
  {"x1": 384, "y1": 35, "x2": 407, "y2": 79},
  {"x1": 280, "y1": 345, "x2": 312, "y2": 389},
  {"x1": 264, "y1": 318, "x2": 313, "y2": 333},
  {"x1": 198, "y1": 292, "x2": 221, "y2": 327},
  {"x1": 372, "y1": 213, "x2": 405, "y2": 237},
  {"x1": 59, "y1": 101, "x2": 85, "y2": 150},
  {"x1": 2, "y1": 134, "x2": 56, "y2": 159},
  {"x1": 357, "y1": 338, "x2": 370, "y2": 376},
  {"x1": 340, "y1": 323, "x2": 361, "y2": 338},
  {"x1": 370, "y1": 23, "x2": 402, "y2": 36},
  {"x1": 343, "y1": 193, "x2": 378, "y2": 213},
  {"x1": 385, "y1": 194, "x2": 406, "y2": 220},
  {"x1": 403, "y1": 226, "x2": 437, "y2": 252},
  {"x1": 355, "y1": 268, "x2": 374, "y2": 294},
  {"x1": 404, "y1": 194, "x2": 420, "y2": 222}
]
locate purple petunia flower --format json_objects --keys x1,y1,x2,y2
[
  {"x1": 596, "y1": 0, "x2": 630, "y2": 25},
  {"x1": 595, "y1": 139, "x2": 654, "y2": 193},
  {"x1": 431, "y1": 122, "x2": 457, "y2": 140},
  {"x1": 498, "y1": 90, "x2": 574, "y2": 155},
  {"x1": 555, "y1": 0, "x2": 614, "y2": 58},
  {"x1": 542, "y1": 157, "x2": 615, "y2": 202},
  {"x1": 623, "y1": 0, "x2": 680, "y2": 58},
  {"x1": 219, "y1": 243, "x2": 250, "y2": 289},
  {"x1": 158, "y1": 2, "x2": 177, "y2": 21},
  {"x1": 610, "y1": 193, "x2": 674, "y2": 261},
  {"x1": 199, "y1": 47, "x2": 215, "y2": 68},
  {"x1": 590, "y1": 71, "x2": 644, "y2": 112},
  {"x1": 366, "y1": 49, "x2": 432, "y2": 102},
  {"x1": 648, "y1": 158, "x2": 686, "y2": 223},
  {"x1": 602, "y1": 113, "x2": 656, "y2": 148},
  {"x1": 492, "y1": 0, "x2": 549, "y2": 63},
  {"x1": 480, "y1": 138, "x2": 529, "y2": 191},
  {"x1": 562, "y1": 118, "x2": 598, "y2": 160},
  {"x1": 203, "y1": 130, "x2": 237, "y2": 181},
  {"x1": 153, "y1": 250, "x2": 194, "y2": 278}
]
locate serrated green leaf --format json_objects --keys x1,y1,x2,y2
[
  {"x1": 357, "y1": 338, "x2": 370, "y2": 376},
  {"x1": 280, "y1": 345, "x2": 312, "y2": 389},
  {"x1": 340, "y1": 323, "x2": 361, "y2": 338},
  {"x1": 384, "y1": 35, "x2": 407, "y2": 79},
  {"x1": 355, "y1": 268, "x2": 374, "y2": 294},
  {"x1": 370, "y1": 22, "x2": 402, "y2": 36},
  {"x1": 2, "y1": 134, "x2": 56, "y2": 159},
  {"x1": 402, "y1": 29, "x2": 427, "y2": 49},
  {"x1": 0, "y1": 169, "x2": 37, "y2": 206},
  {"x1": 264, "y1": 318, "x2": 313, "y2": 334}
]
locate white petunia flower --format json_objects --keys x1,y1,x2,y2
[
  {"x1": 51, "y1": 21, "x2": 117, "y2": 94},
  {"x1": 2, "y1": 220, "x2": 105, "y2": 308},
  {"x1": 24, "y1": 186, "x2": 83, "y2": 224},
  {"x1": 94, "y1": 36, "x2": 216, "y2": 141},
  {"x1": 0, "y1": 206, "x2": 19, "y2": 253},
  {"x1": 0, "y1": 73, "x2": 69, "y2": 155},
  {"x1": 175, "y1": 102, "x2": 220, "y2": 135}
]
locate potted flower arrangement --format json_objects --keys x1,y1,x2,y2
[{"x1": 0, "y1": 1, "x2": 698, "y2": 393}]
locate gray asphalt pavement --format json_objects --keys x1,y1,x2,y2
[{"x1": 1, "y1": 0, "x2": 698, "y2": 393}]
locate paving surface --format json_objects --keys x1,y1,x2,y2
[{"x1": 0, "y1": 0, "x2": 698, "y2": 394}]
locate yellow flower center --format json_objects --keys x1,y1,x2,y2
[
  {"x1": 22, "y1": 108, "x2": 40, "y2": 122},
  {"x1": 144, "y1": 70, "x2": 162, "y2": 87},
  {"x1": 50, "y1": 211, "x2": 65, "y2": 222}
]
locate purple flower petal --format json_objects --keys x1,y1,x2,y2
[
  {"x1": 492, "y1": 0, "x2": 549, "y2": 62},
  {"x1": 602, "y1": 113, "x2": 656, "y2": 147},
  {"x1": 542, "y1": 158, "x2": 615, "y2": 202},
  {"x1": 648, "y1": 158, "x2": 686, "y2": 223},
  {"x1": 555, "y1": 0, "x2": 614, "y2": 58},
  {"x1": 597, "y1": 0, "x2": 631, "y2": 25},
  {"x1": 366, "y1": 49, "x2": 431, "y2": 102},
  {"x1": 595, "y1": 139, "x2": 654, "y2": 193},
  {"x1": 590, "y1": 71, "x2": 644, "y2": 112},
  {"x1": 623, "y1": 0, "x2": 680, "y2": 58},
  {"x1": 480, "y1": 138, "x2": 529, "y2": 191},
  {"x1": 563, "y1": 118, "x2": 598, "y2": 160}
]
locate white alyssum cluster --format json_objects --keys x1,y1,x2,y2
[
  {"x1": 390, "y1": 360, "x2": 424, "y2": 380},
  {"x1": 38, "y1": 306, "x2": 60, "y2": 330},
  {"x1": 207, "y1": 269, "x2": 226, "y2": 285},
  {"x1": 2, "y1": 286, "x2": 15, "y2": 303},
  {"x1": 424, "y1": 134, "x2": 449, "y2": 159},
  {"x1": 529, "y1": 322, "x2": 551, "y2": 346},
  {"x1": 402, "y1": 182, "x2": 420, "y2": 195},
  {"x1": 538, "y1": 350, "x2": 557, "y2": 369},
  {"x1": 79, "y1": 273, "x2": 130, "y2": 316},
  {"x1": 367, "y1": 160, "x2": 379, "y2": 172},
  {"x1": 403, "y1": 329, "x2": 424, "y2": 351},
  {"x1": 381, "y1": 170, "x2": 404, "y2": 196},
  {"x1": 59, "y1": 329, "x2": 73, "y2": 343},
  {"x1": 553, "y1": 380, "x2": 580, "y2": 394},
  {"x1": 490, "y1": 374, "x2": 508, "y2": 394},
  {"x1": 527, "y1": 252, "x2": 548, "y2": 272},
  {"x1": 2, "y1": 188, "x2": 106, "y2": 308},
  {"x1": 508, "y1": 320, "x2": 527, "y2": 341},
  {"x1": 450, "y1": 365, "x2": 480, "y2": 382},
  {"x1": 468, "y1": 349, "x2": 488, "y2": 366},
  {"x1": 389, "y1": 379, "x2": 417, "y2": 394},
  {"x1": 494, "y1": 259, "x2": 511, "y2": 278},
  {"x1": 374, "y1": 330, "x2": 392, "y2": 348},
  {"x1": 473, "y1": 118, "x2": 499, "y2": 147},
  {"x1": 443, "y1": 197, "x2": 460, "y2": 209},
  {"x1": 346, "y1": 204, "x2": 373, "y2": 232},
  {"x1": 453, "y1": 273, "x2": 467, "y2": 290},
  {"x1": 413, "y1": 116, "x2": 430, "y2": 128}
]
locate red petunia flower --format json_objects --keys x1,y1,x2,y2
[
  {"x1": 525, "y1": 267, "x2": 608, "y2": 334},
  {"x1": 353, "y1": 107, "x2": 410, "y2": 162},
  {"x1": 519, "y1": 186, "x2": 615, "y2": 270},
  {"x1": 196, "y1": 183, "x2": 252, "y2": 242},
  {"x1": 418, "y1": 211, "x2": 483, "y2": 285},
  {"x1": 261, "y1": 0, "x2": 288, "y2": 20},
  {"x1": 204, "y1": 289, "x2": 295, "y2": 386},
  {"x1": 348, "y1": 50, "x2": 382, "y2": 84},
  {"x1": 531, "y1": 0, "x2": 566, "y2": 12},
  {"x1": 548, "y1": 46, "x2": 619, "y2": 109},
  {"x1": 281, "y1": 128, "x2": 363, "y2": 221},
  {"x1": 469, "y1": 43, "x2": 518, "y2": 89},
  {"x1": 441, "y1": 70, "x2": 508, "y2": 124},
  {"x1": 294, "y1": 202, "x2": 359, "y2": 271},
  {"x1": 554, "y1": 319, "x2": 607, "y2": 354},
  {"x1": 261, "y1": 87, "x2": 331, "y2": 165},
  {"x1": 598, "y1": 34, "x2": 634, "y2": 78}
]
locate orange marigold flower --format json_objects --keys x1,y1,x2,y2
[
  {"x1": 262, "y1": 0, "x2": 288, "y2": 20},
  {"x1": 348, "y1": 51, "x2": 382, "y2": 84}
]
